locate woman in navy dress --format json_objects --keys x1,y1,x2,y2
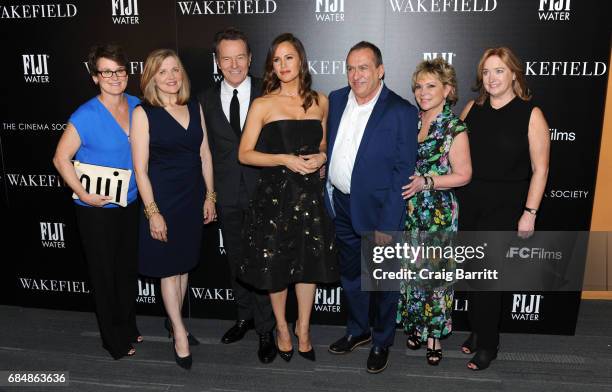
[
  {"x1": 238, "y1": 33, "x2": 337, "y2": 362},
  {"x1": 53, "y1": 44, "x2": 141, "y2": 359},
  {"x1": 131, "y1": 49, "x2": 216, "y2": 369}
]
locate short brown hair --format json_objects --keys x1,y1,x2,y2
[
  {"x1": 140, "y1": 49, "x2": 190, "y2": 107},
  {"x1": 87, "y1": 43, "x2": 127, "y2": 76},
  {"x1": 412, "y1": 57, "x2": 458, "y2": 106},
  {"x1": 474, "y1": 46, "x2": 531, "y2": 105}
]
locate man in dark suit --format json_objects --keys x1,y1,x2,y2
[
  {"x1": 198, "y1": 27, "x2": 276, "y2": 363},
  {"x1": 324, "y1": 41, "x2": 418, "y2": 373}
]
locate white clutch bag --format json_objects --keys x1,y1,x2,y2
[{"x1": 72, "y1": 160, "x2": 132, "y2": 207}]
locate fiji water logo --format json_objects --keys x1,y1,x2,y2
[
  {"x1": 23, "y1": 54, "x2": 49, "y2": 83},
  {"x1": 511, "y1": 294, "x2": 543, "y2": 321},
  {"x1": 314, "y1": 287, "x2": 341, "y2": 312},
  {"x1": 538, "y1": 0, "x2": 570, "y2": 21},
  {"x1": 40, "y1": 222, "x2": 65, "y2": 248},
  {"x1": 137, "y1": 279, "x2": 156, "y2": 303},
  {"x1": 111, "y1": 0, "x2": 139, "y2": 24},
  {"x1": 315, "y1": 0, "x2": 344, "y2": 22},
  {"x1": 424, "y1": 52, "x2": 455, "y2": 65}
]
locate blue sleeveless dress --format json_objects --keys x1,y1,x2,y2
[{"x1": 138, "y1": 100, "x2": 205, "y2": 278}]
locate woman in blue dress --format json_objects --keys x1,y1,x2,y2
[
  {"x1": 53, "y1": 44, "x2": 142, "y2": 359},
  {"x1": 131, "y1": 49, "x2": 216, "y2": 370}
]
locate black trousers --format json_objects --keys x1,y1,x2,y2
[
  {"x1": 217, "y1": 181, "x2": 274, "y2": 335},
  {"x1": 458, "y1": 180, "x2": 529, "y2": 351},
  {"x1": 75, "y1": 202, "x2": 140, "y2": 359}
]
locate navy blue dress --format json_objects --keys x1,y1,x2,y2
[{"x1": 138, "y1": 100, "x2": 205, "y2": 278}]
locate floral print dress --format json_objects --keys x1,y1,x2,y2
[{"x1": 397, "y1": 103, "x2": 467, "y2": 341}]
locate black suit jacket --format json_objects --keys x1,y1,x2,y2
[{"x1": 198, "y1": 77, "x2": 263, "y2": 207}]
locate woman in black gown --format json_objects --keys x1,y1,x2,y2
[
  {"x1": 131, "y1": 49, "x2": 216, "y2": 369},
  {"x1": 238, "y1": 33, "x2": 337, "y2": 362},
  {"x1": 457, "y1": 47, "x2": 550, "y2": 370}
]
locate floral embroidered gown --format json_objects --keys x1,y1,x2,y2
[{"x1": 397, "y1": 103, "x2": 467, "y2": 341}]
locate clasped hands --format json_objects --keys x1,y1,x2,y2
[{"x1": 284, "y1": 153, "x2": 326, "y2": 176}]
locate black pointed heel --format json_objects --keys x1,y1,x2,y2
[
  {"x1": 173, "y1": 339, "x2": 192, "y2": 370},
  {"x1": 278, "y1": 348, "x2": 294, "y2": 362},
  {"x1": 276, "y1": 327, "x2": 294, "y2": 362},
  {"x1": 293, "y1": 322, "x2": 315, "y2": 361},
  {"x1": 165, "y1": 318, "x2": 200, "y2": 346}
]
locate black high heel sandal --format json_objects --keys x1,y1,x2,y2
[
  {"x1": 276, "y1": 327, "x2": 294, "y2": 362},
  {"x1": 406, "y1": 332, "x2": 422, "y2": 350},
  {"x1": 293, "y1": 322, "x2": 315, "y2": 361},
  {"x1": 461, "y1": 333, "x2": 477, "y2": 355},
  {"x1": 164, "y1": 318, "x2": 200, "y2": 346},
  {"x1": 173, "y1": 338, "x2": 192, "y2": 370},
  {"x1": 467, "y1": 349, "x2": 497, "y2": 371},
  {"x1": 426, "y1": 338, "x2": 442, "y2": 366}
]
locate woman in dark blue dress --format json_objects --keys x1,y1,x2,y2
[{"x1": 131, "y1": 49, "x2": 216, "y2": 369}]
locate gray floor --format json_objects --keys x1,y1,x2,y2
[{"x1": 0, "y1": 301, "x2": 611, "y2": 392}]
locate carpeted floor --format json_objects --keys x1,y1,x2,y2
[{"x1": 0, "y1": 301, "x2": 611, "y2": 391}]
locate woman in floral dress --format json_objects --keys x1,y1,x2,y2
[{"x1": 397, "y1": 58, "x2": 472, "y2": 365}]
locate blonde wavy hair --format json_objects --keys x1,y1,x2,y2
[
  {"x1": 141, "y1": 49, "x2": 190, "y2": 106},
  {"x1": 411, "y1": 57, "x2": 458, "y2": 106}
]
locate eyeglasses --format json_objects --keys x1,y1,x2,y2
[{"x1": 96, "y1": 69, "x2": 128, "y2": 78}]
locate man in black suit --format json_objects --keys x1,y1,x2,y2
[{"x1": 198, "y1": 27, "x2": 276, "y2": 363}]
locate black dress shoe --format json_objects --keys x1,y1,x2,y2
[
  {"x1": 328, "y1": 333, "x2": 372, "y2": 354},
  {"x1": 258, "y1": 331, "x2": 277, "y2": 364},
  {"x1": 221, "y1": 319, "x2": 254, "y2": 344},
  {"x1": 366, "y1": 346, "x2": 389, "y2": 374}
]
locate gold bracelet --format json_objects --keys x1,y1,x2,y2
[
  {"x1": 206, "y1": 191, "x2": 217, "y2": 203},
  {"x1": 144, "y1": 201, "x2": 160, "y2": 219}
]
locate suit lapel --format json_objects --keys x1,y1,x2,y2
[{"x1": 354, "y1": 84, "x2": 390, "y2": 168}]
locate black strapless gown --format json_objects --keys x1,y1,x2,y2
[{"x1": 239, "y1": 120, "x2": 338, "y2": 291}]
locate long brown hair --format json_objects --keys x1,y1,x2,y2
[
  {"x1": 141, "y1": 49, "x2": 191, "y2": 107},
  {"x1": 473, "y1": 47, "x2": 531, "y2": 105},
  {"x1": 262, "y1": 33, "x2": 318, "y2": 112}
]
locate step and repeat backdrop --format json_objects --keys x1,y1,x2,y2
[{"x1": 0, "y1": 0, "x2": 609, "y2": 335}]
